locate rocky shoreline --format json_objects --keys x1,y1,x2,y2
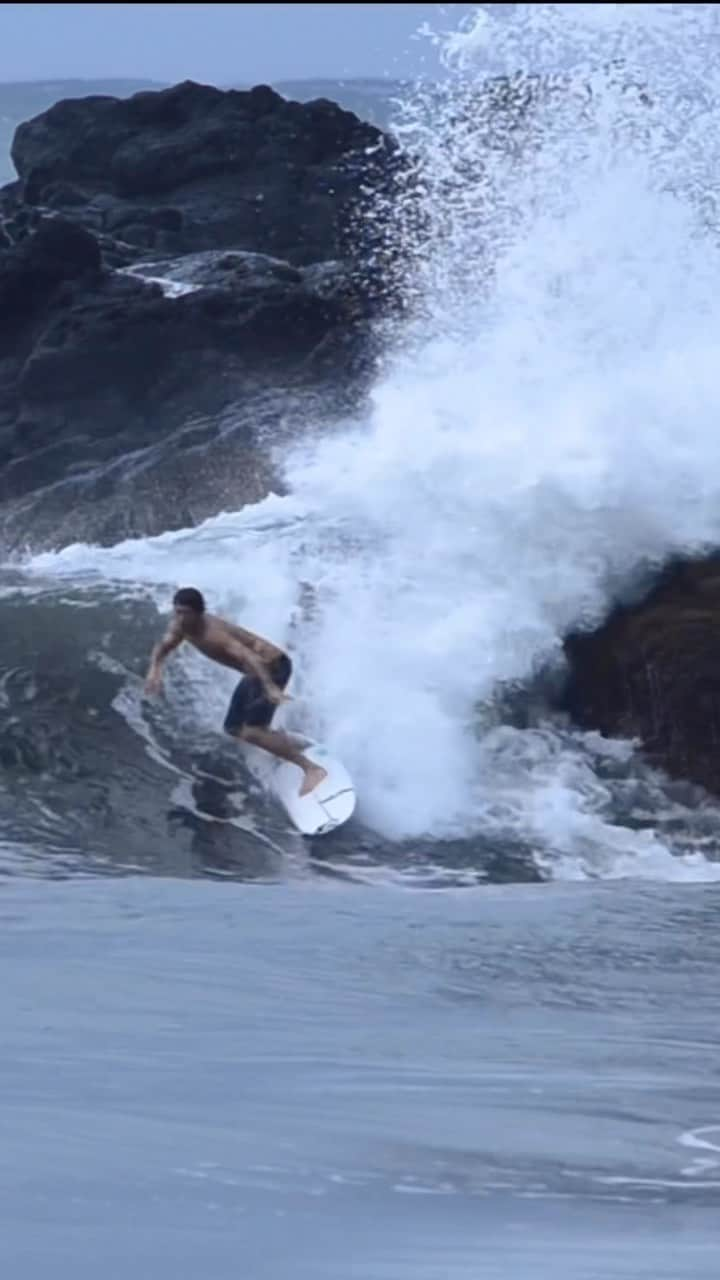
[
  {"x1": 0, "y1": 80, "x2": 405, "y2": 544},
  {"x1": 561, "y1": 554, "x2": 720, "y2": 804}
]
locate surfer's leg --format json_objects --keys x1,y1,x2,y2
[
  {"x1": 224, "y1": 654, "x2": 326, "y2": 796},
  {"x1": 239, "y1": 725, "x2": 327, "y2": 797}
]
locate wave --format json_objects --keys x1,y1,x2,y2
[{"x1": 7, "y1": 4, "x2": 720, "y2": 882}]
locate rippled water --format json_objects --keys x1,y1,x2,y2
[{"x1": 2, "y1": 876, "x2": 719, "y2": 1278}]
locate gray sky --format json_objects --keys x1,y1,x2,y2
[{"x1": 0, "y1": 3, "x2": 480, "y2": 84}]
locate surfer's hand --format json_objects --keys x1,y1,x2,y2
[
  {"x1": 266, "y1": 684, "x2": 291, "y2": 706},
  {"x1": 144, "y1": 670, "x2": 162, "y2": 697}
]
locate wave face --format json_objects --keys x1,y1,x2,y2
[{"x1": 10, "y1": 4, "x2": 720, "y2": 882}]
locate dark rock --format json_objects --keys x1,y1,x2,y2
[
  {"x1": 41, "y1": 180, "x2": 89, "y2": 209},
  {"x1": 562, "y1": 555, "x2": 720, "y2": 798},
  {"x1": 117, "y1": 222, "x2": 155, "y2": 248},
  {"x1": 2, "y1": 426, "x2": 284, "y2": 548},
  {"x1": 124, "y1": 248, "x2": 303, "y2": 292},
  {"x1": 0, "y1": 80, "x2": 406, "y2": 548},
  {"x1": 92, "y1": 231, "x2": 140, "y2": 269},
  {"x1": 0, "y1": 178, "x2": 24, "y2": 224},
  {"x1": 0, "y1": 219, "x2": 380, "y2": 543},
  {"x1": 0, "y1": 216, "x2": 101, "y2": 334},
  {"x1": 104, "y1": 204, "x2": 183, "y2": 234},
  {"x1": 14, "y1": 269, "x2": 344, "y2": 419},
  {"x1": 10, "y1": 79, "x2": 401, "y2": 268}
]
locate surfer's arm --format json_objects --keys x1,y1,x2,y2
[
  {"x1": 226, "y1": 620, "x2": 269, "y2": 651},
  {"x1": 144, "y1": 623, "x2": 183, "y2": 694},
  {"x1": 230, "y1": 641, "x2": 290, "y2": 705}
]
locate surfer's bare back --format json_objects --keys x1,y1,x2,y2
[{"x1": 144, "y1": 587, "x2": 327, "y2": 797}]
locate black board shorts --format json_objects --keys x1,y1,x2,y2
[{"x1": 223, "y1": 653, "x2": 292, "y2": 735}]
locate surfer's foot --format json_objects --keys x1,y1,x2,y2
[{"x1": 300, "y1": 765, "x2": 327, "y2": 797}]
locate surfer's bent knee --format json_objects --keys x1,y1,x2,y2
[{"x1": 222, "y1": 720, "x2": 253, "y2": 741}]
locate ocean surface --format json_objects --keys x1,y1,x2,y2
[
  {"x1": 3, "y1": 4, "x2": 720, "y2": 1275},
  {"x1": 2, "y1": 877, "x2": 720, "y2": 1278}
]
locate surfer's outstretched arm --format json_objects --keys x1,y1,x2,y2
[{"x1": 144, "y1": 620, "x2": 184, "y2": 695}]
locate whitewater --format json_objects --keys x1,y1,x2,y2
[{"x1": 11, "y1": 2, "x2": 720, "y2": 880}]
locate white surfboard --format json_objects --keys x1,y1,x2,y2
[{"x1": 267, "y1": 739, "x2": 356, "y2": 836}]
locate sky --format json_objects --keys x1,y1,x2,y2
[{"x1": 0, "y1": 3, "x2": 481, "y2": 85}]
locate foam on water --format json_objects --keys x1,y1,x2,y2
[{"x1": 18, "y1": 4, "x2": 720, "y2": 878}]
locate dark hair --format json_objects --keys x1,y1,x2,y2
[{"x1": 173, "y1": 587, "x2": 206, "y2": 614}]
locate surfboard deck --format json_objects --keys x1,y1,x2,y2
[{"x1": 265, "y1": 739, "x2": 356, "y2": 836}]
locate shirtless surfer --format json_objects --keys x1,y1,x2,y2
[{"x1": 144, "y1": 587, "x2": 327, "y2": 797}]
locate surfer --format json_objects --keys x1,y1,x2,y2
[{"x1": 143, "y1": 587, "x2": 327, "y2": 797}]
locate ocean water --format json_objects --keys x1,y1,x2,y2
[
  {"x1": 3, "y1": 5, "x2": 720, "y2": 1275},
  {"x1": 2, "y1": 877, "x2": 720, "y2": 1279}
]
